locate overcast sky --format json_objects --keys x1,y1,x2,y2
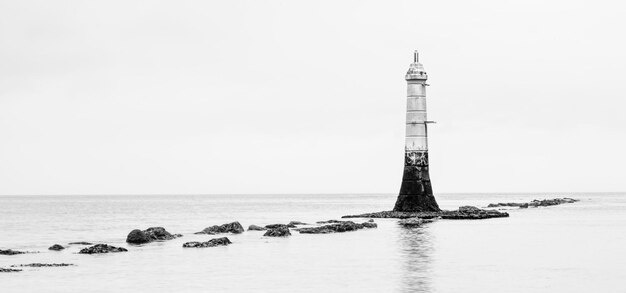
[{"x1": 1, "y1": 0, "x2": 624, "y2": 195}]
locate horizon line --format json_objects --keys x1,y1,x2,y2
[{"x1": 0, "y1": 191, "x2": 623, "y2": 197}]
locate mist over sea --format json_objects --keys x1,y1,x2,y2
[{"x1": 1, "y1": 193, "x2": 624, "y2": 293}]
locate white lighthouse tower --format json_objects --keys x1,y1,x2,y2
[{"x1": 393, "y1": 51, "x2": 440, "y2": 212}]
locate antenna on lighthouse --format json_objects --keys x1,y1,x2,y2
[{"x1": 414, "y1": 50, "x2": 419, "y2": 63}]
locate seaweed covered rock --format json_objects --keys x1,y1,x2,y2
[
  {"x1": 48, "y1": 244, "x2": 65, "y2": 251},
  {"x1": 79, "y1": 244, "x2": 128, "y2": 254},
  {"x1": 298, "y1": 221, "x2": 377, "y2": 234},
  {"x1": 126, "y1": 227, "x2": 182, "y2": 244},
  {"x1": 0, "y1": 249, "x2": 26, "y2": 255},
  {"x1": 263, "y1": 227, "x2": 291, "y2": 237},
  {"x1": 195, "y1": 222, "x2": 244, "y2": 235},
  {"x1": 247, "y1": 225, "x2": 266, "y2": 231},
  {"x1": 183, "y1": 237, "x2": 232, "y2": 248}
]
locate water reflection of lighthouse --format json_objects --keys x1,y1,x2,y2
[{"x1": 393, "y1": 51, "x2": 441, "y2": 212}]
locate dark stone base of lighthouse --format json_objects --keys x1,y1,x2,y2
[
  {"x1": 393, "y1": 151, "x2": 440, "y2": 212},
  {"x1": 341, "y1": 150, "x2": 510, "y2": 220}
]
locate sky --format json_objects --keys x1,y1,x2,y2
[{"x1": 0, "y1": 0, "x2": 625, "y2": 195}]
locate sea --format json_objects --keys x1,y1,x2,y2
[{"x1": 0, "y1": 193, "x2": 624, "y2": 293}]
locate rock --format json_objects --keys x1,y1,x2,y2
[
  {"x1": 11, "y1": 263, "x2": 74, "y2": 267},
  {"x1": 0, "y1": 249, "x2": 26, "y2": 255},
  {"x1": 362, "y1": 222, "x2": 378, "y2": 228},
  {"x1": 399, "y1": 218, "x2": 436, "y2": 226},
  {"x1": 195, "y1": 222, "x2": 244, "y2": 235},
  {"x1": 263, "y1": 227, "x2": 291, "y2": 237},
  {"x1": 48, "y1": 244, "x2": 65, "y2": 251},
  {"x1": 126, "y1": 230, "x2": 151, "y2": 244},
  {"x1": 126, "y1": 227, "x2": 182, "y2": 244},
  {"x1": 0, "y1": 268, "x2": 21, "y2": 273},
  {"x1": 78, "y1": 244, "x2": 128, "y2": 254},
  {"x1": 399, "y1": 218, "x2": 426, "y2": 226},
  {"x1": 247, "y1": 225, "x2": 266, "y2": 231},
  {"x1": 265, "y1": 223, "x2": 295, "y2": 229},
  {"x1": 68, "y1": 242, "x2": 93, "y2": 245},
  {"x1": 316, "y1": 220, "x2": 345, "y2": 224},
  {"x1": 183, "y1": 237, "x2": 232, "y2": 248},
  {"x1": 458, "y1": 206, "x2": 481, "y2": 213},
  {"x1": 487, "y1": 198, "x2": 579, "y2": 209},
  {"x1": 344, "y1": 207, "x2": 508, "y2": 220},
  {"x1": 440, "y1": 206, "x2": 509, "y2": 220},
  {"x1": 342, "y1": 211, "x2": 441, "y2": 219},
  {"x1": 298, "y1": 221, "x2": 376, "y2": 234},
  {"x1": 530, "y1": 198, "x2": 578, "y2": 207},
  {"x1": 288, "y1": 221, "x2": 307, "y2": 226}
]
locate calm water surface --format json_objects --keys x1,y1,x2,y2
[{"x1": 1, "y1": 193, "x2": 624, "y2": 292}]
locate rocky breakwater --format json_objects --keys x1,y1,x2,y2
[
  {"x1": 79, "y1": 244, "x2": 128, "y2": 254},
  {"x1": 298, "y1": 221, "x2": 377, "y2": 234},
  {"x1": 343, "y1": 206, "x2": 508, "y2": 220},
  {"x1": 183, "y1": 237, "x2": 232, "y2": 248},
  {"x1": 126, "y1": 227, "x2": 182, "y2": 245},
  {"x1": 487, "y1": 198, "x2": 579, "y2": 209},
  {"x1": 195, "y1": 222, "x2": 244, "y2": 235}
]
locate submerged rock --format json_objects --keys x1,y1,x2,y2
[
  {"x1": 487, "y1": 198, "x2": 579, "y2": 209},
  {"x1": 263, "y1": 227, "x2": 291, "y2": 237},
  {"x1": 0, "y1": 268, "x2": 21, "y2": 273},
  {"x1": 48, "y1": 244, "x2": 65, "y2": 251},
  {"x1": 79, "y1": 244, "x2": 128, "y2": 254},
  {"x1": 298, "y1": 221, "x2": 377, "y2": 234},
  {"x1": 0, "y1": 249, "x2": 26, "y2": 255},
  {"x1": 440, "y1": 206, "x2": 509, "y2": 220},
  {"x1": 195, "y1": 222, "x2": 244, "y2": 235},
  {"x1": 68, "y1": 242, "x2": 93, "y2": 245},
  {"x1": 248, "y1": 225, "x2": 267, "y2": 231},
  {"x1": 126, "y1": 227, "x2": 182, "y2": 244},
  {"x1": 183, "y1": 237, "x2": 232, "y2": 248},
  {"x1": 12, "y1": 263, "x2": 74, "y2": 267}
]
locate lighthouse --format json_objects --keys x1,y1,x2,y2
[{"x1": 393, "y1": 51, "x2": 441, "y2": 212}]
